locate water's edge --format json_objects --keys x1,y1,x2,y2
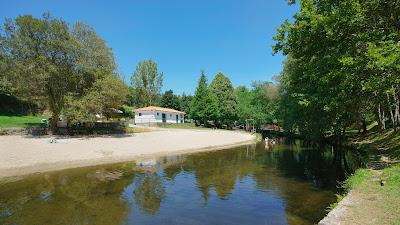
[{"x1": 0, "y1": 138, "x2": 256, "y2": 180}]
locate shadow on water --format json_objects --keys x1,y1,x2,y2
[{"x1": 0, "y1": 141, "x2": 363, "y2": 225}]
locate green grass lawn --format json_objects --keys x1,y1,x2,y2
[
  {"x1": 0, "y1": 115, "x2": 45, "y2": 128},
  {"x1": 157, "y1": 123, "x2": 210, "y2": 129}
]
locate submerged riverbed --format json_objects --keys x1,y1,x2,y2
[{"x1": 0, "y1": 141, "x2": 362, "y2": 225}]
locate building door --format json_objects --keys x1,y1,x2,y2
[
  {"x1": 162, "y1": 113, "x2": 166, "y2": 123},
  {"x1": 176, "y1": 115, "x2": 179, "y2": 124}
]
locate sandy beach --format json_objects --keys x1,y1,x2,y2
[{"x1": 0, "y1": 129, "x2": 254, "y2": 178}]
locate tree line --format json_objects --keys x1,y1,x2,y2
[
  {"x1": 126, "y1": 64, "x2": 280, "y2": 129},
  {"x1": 189, "y1": 71, "x2": 279, "y2": 128},
  {"x1": 273, "y1": 0, "x2": 400, "y2": 141},
  {"x1": 0, "y1": 13, "x2": 281, "y2": 131}
]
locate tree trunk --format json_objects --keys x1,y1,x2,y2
[
  {"x1": 387, "y1": 92, "x2": 395, "y2": 128},
  {"x1": 394, "y1": 86, "x2": 400, "y2": 131},
  {"x1": 378, "y1": 103, "x2": 386, "y2": 130},
  {"x1": 50, "y1": 111, "x2": 60, "y2": 133}
]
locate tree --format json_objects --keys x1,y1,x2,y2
[
  {"x1": 160, "y1": 89, "x2": 180, "y2": 110},
  {"x1": 0, "y1": 13, "x2": 126, "y2": 130},
  {"x1": 191, "y1": 71, "x2": 209, "y2": 125},
  {"x1": 235, "y1": 82, "x2": 279, "y2": 129},
  {"x1": 203, "y1": 91, "x2": 220, "y2": 126},
  {"x1": 179, "y1": 93, "x2": 193, "y2": 116},
  {"x1": 209, "y1": 72, "x2": 237, "y2": 127},
  {"x1": 64, "y1": 75, "x2": 128, "y2": 123},
  {"x1": 1, "y1": 14, "x2": 77, "y2": 130},
  {"x1": 273, "y1": 0, "x2": 400, "y2": 140},
  {"x1": 130, "y1": 59, "x2": 163, "y2": 107},
  {"x1": 235, "y1": 86, "x2": 253, "y2": 125}
]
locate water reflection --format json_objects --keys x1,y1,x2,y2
[
  {"x1": 0, "y1": 142, "x2": 362, "y2": 225},
  {"x1": 133, "y1": 173, "x2": 166, "y2": 215}
]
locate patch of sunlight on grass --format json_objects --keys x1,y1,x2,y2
[
  {"x1": 0, "y1": 115, "x2": 45, "y2": 128},
  {"x1": 343, "y1": 169, "x2": 373, "y2": 191},
  {"x1": 382, "y1": 164, "x2": 400, "y2": 196}
]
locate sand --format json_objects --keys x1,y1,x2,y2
[{"x1": 0, "y1": 129, "x2": 255, "y2": 178}]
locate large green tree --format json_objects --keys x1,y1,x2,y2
[
  {"x1": 64, "y1": 75, "x2": 128, "y2": 123},
  {"x1": 179, "y1": 93, "x2": 193, "y2": 116},
  {"x1": 0, "y1": 14, "x2": 127, "y2": 130},
  {"x1": 209, "y1": 72, "x2": 237, "y2": 127},
  {"x1": 160, "y1": 89, "x2": 180, "y2": 110},
  {"x1": 1, "y1": 14, "x2": 77, "y2": 129},
  {"x1": 190, "y1": 71, "x2": 209, "y2": 125},
  {"x1": 274, "y1": 0, "x2": 400, "y2": 140},
  {"x1": 235, "y1": 82, "x2": 279, "y2": 129},
  {"x1": 130, "y1": 59, "x2": 163, "y2": 107}
]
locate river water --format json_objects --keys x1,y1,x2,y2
[{"x1": 0, "y1": 141, "x2": 363, "y2": 225}]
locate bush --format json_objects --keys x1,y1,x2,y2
[{"x1": 121, "y1": 105, "x2": 135, "y2": 118}]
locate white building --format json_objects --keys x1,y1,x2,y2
[{"x1": 134, "y1": 106, "x2": 186, "y2": 124}]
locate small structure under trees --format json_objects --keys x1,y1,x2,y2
[{"x1": 135, "y1": 106, "x2": 185, "y2": 125}]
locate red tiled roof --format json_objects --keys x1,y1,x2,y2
[{"x1": 135, "y1": 106, "x2": 186, "y2": 114}]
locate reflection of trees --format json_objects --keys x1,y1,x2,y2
[
  {"x1": 134, "y1": 173, "x2": 166, "y2": 215},
  {"x1": 180, "y1": 146, "x2": 263, "y2": 201},
  {"x1": 0, "y1": 143, "x2": 363, "y2": 225},
  {"x1": 252, "y1": 144, "x2": 360, "y2": 224},
  {"x1": 163, "y1": 163, "x2": 182, "y2": 180},
  {"x1": 0, "y1": 164, "x2": 135, "y2": 225}
]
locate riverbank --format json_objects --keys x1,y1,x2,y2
[
  {"x1": 319, "y1": 129, "x2": 400, "y2": 225},
  {"x1": 0, "y1": 129, "x2": 255, "y2": 178}
]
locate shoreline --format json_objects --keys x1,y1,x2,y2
[
  {"x1": 0, "y1": 129, "x2": 255, "y2": 179},
  {"x1": 319, "y1": 132, "x2": 400, "y2": 225}
]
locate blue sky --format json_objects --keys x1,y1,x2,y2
[{"x1": 1, "y1": 0, "x2": 298, "y2": 95}]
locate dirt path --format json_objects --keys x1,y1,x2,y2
[{"x1": 0, "y1": 129, "x2": 255, "y2": 178}]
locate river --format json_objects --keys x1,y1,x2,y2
[{"x1": 0, "y1": 140, "x2": 363, "y2": 225}]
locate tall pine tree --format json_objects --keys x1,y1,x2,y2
[{"x1": 190, "y1": 71, "x2": 209, "y2": 125}]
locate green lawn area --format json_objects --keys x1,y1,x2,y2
[
  {"x1": 0, "y1": 115, "x2": 45, "y2": 128},
  {"x1": 157, "y1": 123, "x2": 210, "y2": 129}
]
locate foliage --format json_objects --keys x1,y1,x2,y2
[
  {"x1": 64, "y1": 75, "x2": 128, "y2": 123},
  {"x1": 382, "y1": 164, "x2": 400, "y2": 196},
  {"x1": 179, "y1": 93, "x2": 192, "y2": 116},
  {"x1": 160, "y1": 89, "x2": 180, "y2": 110},
  {"x1": 121, "y1": 105, "x2": 135, "y2": 118},
  {"x1": 0, "y1": 13, "x2": 126, "y2": 130},
  {"x1": 342, "y1": 169, "x2": 372, "y2": 191},
  {"x1": 209, "y1": 72, "x2": 237, "y2": 126},
  {"x1": 203, "y1": 91, "x2": 220, "y2": 125},
  {"x1": 235, "y1": 81, "x2": 279, "y2": 128},
  {"x1": 274, "y1": 0, "x2": 400, "y2": 141},
  {"x1": 190, "y1": 71, "x2": 209, "y2": 124},
  {"x1": 326, "y1": 194, "x2": 344, "y2": 212},
  {"x1": 130, "y1": 59, "x2": 163, "y2": 107}
]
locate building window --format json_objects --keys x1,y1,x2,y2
[
  {"x1": 157, "y1": 113, "x2": 159, "y2": 116},
  {"x1": 170, "y1": 114, "x2": 172, "y2": 117},
  {"x1": 139, "y1": 113, "x2": 142, "y2": 116}
]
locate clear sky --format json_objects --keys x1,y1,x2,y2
[{"x1": 1, "y1": 0, "x2": 298, "y2": 95}]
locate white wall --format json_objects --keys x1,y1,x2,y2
[{"x1": 135, "y1": 111, "x2": 184, "y2": 124}]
